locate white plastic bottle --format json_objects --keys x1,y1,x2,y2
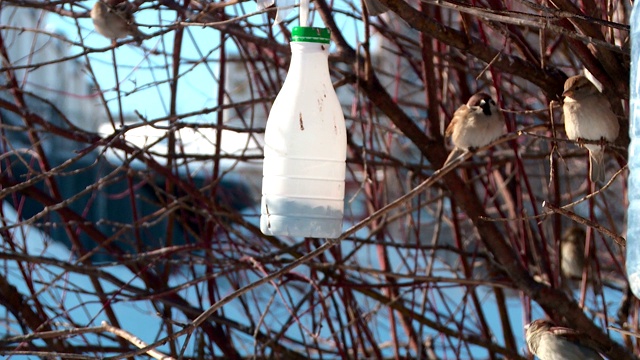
[
  {"x1": 260, "y1": 27, "x2": 347, "y2": 238},
  {"x1": 627, "y1": 1, "x2": 640, "y2": 297}
]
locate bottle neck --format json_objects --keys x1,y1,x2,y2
[
  {"x1": 290, "y1": 41, "x2": 330, "y2": 54},
  {"x1": 287, "y1": 42, "x2": 330, "y2": 79},
  {"x1": 289, "y1": 42, "x2": 329, "y2": 62}
]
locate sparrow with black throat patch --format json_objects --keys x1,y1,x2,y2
[{"x1": 442, "y1": 92, "x2": 504, "y2": 167}]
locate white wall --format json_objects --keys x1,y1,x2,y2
[{"x1": 0, "y1": 5, "x2": 100, "y2": 132}]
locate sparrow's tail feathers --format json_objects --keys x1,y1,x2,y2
[
  {"x1": 589, "y1": 150, "x2": 605, "y2": 183},
  {"x1": 132, "y1": 30, "x2": 145, "y2": 45},
  {"x1": 442, "y1": 148, "x2": 466, "y2": 169},
  {"x1": 363, "y1": 0, "x2": 389, "y2": 15}
]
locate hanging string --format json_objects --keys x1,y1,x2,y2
[
  {"x1": 256, "y1": 0, "x2": 308, "y2": 26},
  {"x1": 299, "y1": 0, "x2": 309, "y2": 26}
]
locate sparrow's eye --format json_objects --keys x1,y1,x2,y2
[{"x1": 575, "y1": 82, "x2": 587, "y2": 90}]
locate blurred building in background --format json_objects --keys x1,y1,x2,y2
[
  {"x1": 0, "y1": 5, "x2": 257, "y2": 262},
  {"x1": 1, "y1": 5, "x2": 102, "y2": 135}
]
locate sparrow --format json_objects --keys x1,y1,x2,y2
[
  {"x1": 562, "y1": 75, "x2": 619, "y2": 183},
  {"x1": 560, "y1": 226, "x2": 586, "y2": 279},
  {"x1": 442, "y1": 92, "x2": 504, "y2": 167},
  {"x1": 91, "y1": 0, "x2": 145, "y2": 44},
  {"x1": 560, "y1": 226, "x2": 602, "y2": 294},
  {"x1": 525, "y1": 319, "x2": 603, "y2": 360}
]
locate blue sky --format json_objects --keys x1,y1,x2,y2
[{"x1": 47, "y1": 0, "x2": 363, "y2": 123}]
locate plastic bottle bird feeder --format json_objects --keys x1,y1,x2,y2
[{"x1": 260, "y1": 27, "x2": 347, "y2": 238}]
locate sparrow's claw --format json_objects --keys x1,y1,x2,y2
[{"x1": 599, "y1": 136, "x2": 607, "y2": 147}]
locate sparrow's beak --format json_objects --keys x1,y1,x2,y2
[
  {"x1": 524, "y1": 322, "x2": 531, "y2": 330},
  {"x1": 562, "y1": 89, "x2": 573, "y2": 97}
]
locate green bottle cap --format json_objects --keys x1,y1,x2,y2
[{"x1": 291, "y1": 27, "x2": 331, "y2": 44}]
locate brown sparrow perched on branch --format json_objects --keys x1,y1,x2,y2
[
  {"x1": 442, "y1": 93, "x2": 504, "y2": 167},
  {"x1": 560, "y1": 226, "x2": 602, "y2": 294},
  {"x1": 561, "y1": 226, "x2": 586, "y2": 280},
  {"x1": 562, "y1": 75, "x2": 619, "y2": 183},
  {"x1": 91, "y1": 0, "x2": 145, "y2": 44},
  {"x1": 525, "y1": 319, "x2": 603, "y2": 360}
]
